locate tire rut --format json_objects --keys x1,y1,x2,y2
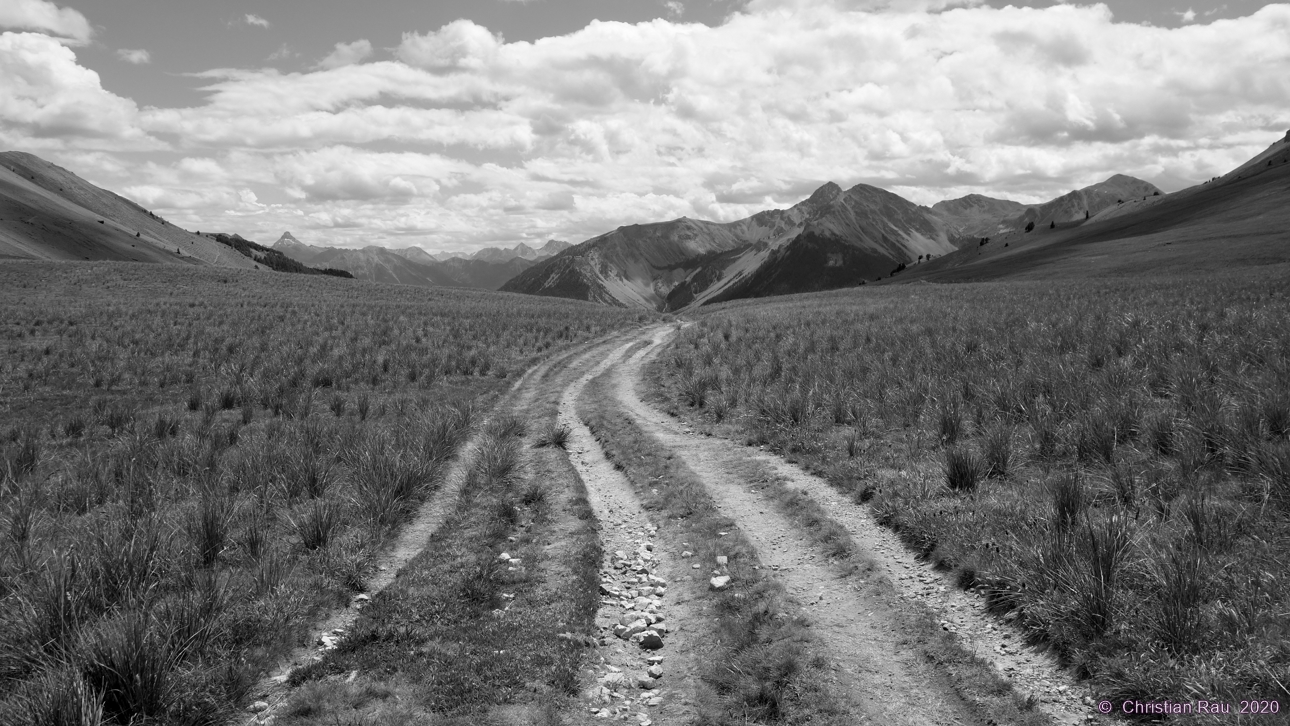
[
  {"x1": 609, "y1": 329, "x2": 983, "y2": 726},
  {"x1": 239, "y1": 344, "x2": 590, "y2": 724},
  {"x1": 558, "y1": 337, "x2": 707, "y2": 726},
  {"x1": 606, "y1": 324, "x2": 1109, "y2": 726}
]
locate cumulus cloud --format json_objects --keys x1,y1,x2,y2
[
  {"x1": 0, "y1": 0, "x2": 91, "y2": 44},
  {"x1": 0, "y1": 32, "x2": 141, "y2": 139},
  {"x1": 116, "y1": 48, "x2": 151, "y2": 64},
  {"x1": 396, "y1": 20, "x2": 501, "y2": 71},
  {"x1": 315, "y1": 39, "x2": 372, "y2": 69},
  {"x1": 271, "y1": 146, "x2": 451, "y2": 202},
  {"x1": 11, "y1": 1, "x2": 1290, "y2": 251},
  {"x1": 244, "y1": 14, "x2": 270, "y2": 29}
]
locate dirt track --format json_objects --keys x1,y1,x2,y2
[
  {"x1": 256, "y1": 324, "x2": 1101, "y2": 725},
  {"x1": 564, "y1": 324, "x2": 1101, "y2": 726}
]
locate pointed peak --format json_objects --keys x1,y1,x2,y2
[{"x1": 807, "y1": 181, "x2": 843, "y2": 205}]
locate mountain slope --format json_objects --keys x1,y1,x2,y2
[
  {"x1": 894, "y1": 134, "x2": 1290, "y2": 283},
  {"x1": 1006, "y1": 175, "x2": 1164, "y2": 232},
  {"x1": 503, "y1": 181, "x2": 958, "y2": 310},
  {"x1": 0, "y1": 151, "x2": 256, "y2": 269},
  {"x1": 437, "y1": 257, "x2": 537, "y2": 290}
]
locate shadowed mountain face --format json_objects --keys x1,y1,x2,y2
[
  {"x1": 0, "y1": 151, "x2": 256, "y2": 269},
  {"x1": 271, "y1": 234, "x2": 539, "y2": 290},
  {"x1": 503, "y1": 181, "x2": 959, "y2": 310}
]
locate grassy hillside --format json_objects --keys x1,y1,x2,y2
[
  {"x1": 896, "y1": 156, "x2": 1290, "y2": 284},
  {"x1": 0, "y1": 152, "x2": 256, "y2": 269},
  {"x1": 650, "y1": 269, "x2": 1290, "y2": 719},
  {"x1": 0, "y1": 261, "x2": 645, "y2": 724}
]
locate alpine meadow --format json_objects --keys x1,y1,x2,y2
[{"x1": 3, "y1": 0, "x2": 1290, "y2": 725}]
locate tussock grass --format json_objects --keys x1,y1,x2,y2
[
  {"x1": 282, "y1": 395, "x2": 602, "y2": 722},
  {"x1": 533, "y1": 421, "x2": 572, "y2": 449},
  {"x1": 650, "y1": 271, "x2": 1290, "y2": 715},
  {"x1": 0, "y1": 261, "x2": 643, "y2": 721}
]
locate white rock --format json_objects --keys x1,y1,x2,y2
[
  {"x1": 680, "y1": 551, "x2": 693, "y2": 558},
  {"x1": 249, "y1": 701, "x2": 270, "y2": 713},
  {"x1": 710, "y1": 575, "x2": 731, "y2": 590},
  {"x1": 715, "y1": 556, "x2": 728, "y2": 565},
  {"x1": 647, "y1": 665, "x2": 663, "y2": 679},
  {"x1": 497, "y1": 552, "x2": 511, "y2": 562}
]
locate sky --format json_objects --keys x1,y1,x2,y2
[{"x1": 1, "y1": 0, "x2": 1287, "y2": 255}]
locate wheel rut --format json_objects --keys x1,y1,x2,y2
[
  {"x1": 558, "y1": 337, "x2": 707, "y2": 726},
  {"x1": 608, "y1": 329, "x2": 980, "y2": 726},
  {"x1": 239, "y1": 344, "x2": 589, "y2": 724},
  {"x1": 593, "y1": 324, "x2": 1102, "y2": 726}
]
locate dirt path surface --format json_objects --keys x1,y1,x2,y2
[
  {"x1": 559, "y1": 339, "x2": 707, "y2": 725},
  {"x1": 245, "y1": 320, "x2": 1104, "y2": 726},
  {"x1": 240, "y1": 345, "x2": 587, "y2": 724},
  {"x1": 607, "y1": 325, "x2": 1100, "y2": 726}
]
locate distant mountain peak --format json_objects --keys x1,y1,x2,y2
[{"x1": 807, "y1": 181, "x2": 844, "y2": 206}]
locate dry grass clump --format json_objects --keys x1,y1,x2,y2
[
  {"x1": 0, "y1": 261, "x2": 642, "y2": 722},
  {"x1": 651, "y1": 270, "x2": 1290, "y2": 712}
]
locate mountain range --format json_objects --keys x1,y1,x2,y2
[
  {"x1": 502, "y1": 173, "x2": 1166, "y2": 310},
  {"x1": 271, "y1": 234, "x2": 570, "y2": 290},
  {"x1": 4, "y1": 131, "x2": 1285, "y2": 303}
]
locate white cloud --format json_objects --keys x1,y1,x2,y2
[
  {"x1": 10, "y1": 1, "x2": 1290, "y2": 252},
  {"x1": 116, "y1": 48, "x2": 151, "y2": 64},
  {"x1": 396, "y1": 20, "x2": 501, "y2": 71},
  {"x1": 0, "y1": 0, "x2": 91, "y2": 44},
  {"x1": 271, "y1": 146, "x2": 449, "y2": 201},
  {"x1": 665, "y1": 2, "x2": 685, "y2": 18},
  {"x1": 244, "y1": 14, "x2": 270, "y2": 29},
  {"x1": 1178, "y1": 8, "x2": 1197, "y2": 23},
  {"x1": 0, "y1": 32, "x2": 141, "y2": 139},
  {"x1": 315, "y1": 39, "x2": 372, "y2": 69}
]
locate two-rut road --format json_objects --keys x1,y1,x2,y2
[
  {"x1": 561, "y1": 324, "x2": 1100, "y2": 726},
  {"x1": 252, "y1": 324, "x2": 1099, "y2": 726}
]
